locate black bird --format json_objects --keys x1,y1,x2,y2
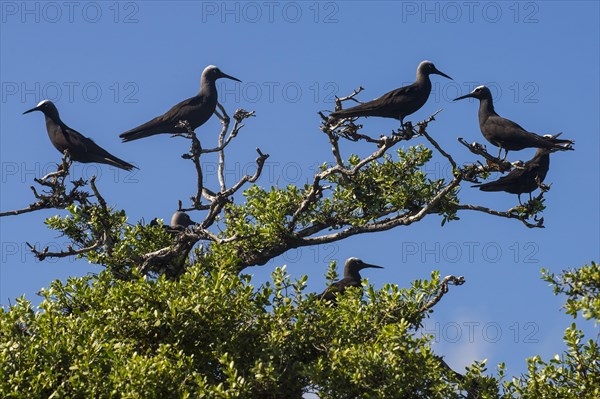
[
  {"x1": 23, "y1": 100, "x2": 135, "y2": 171},
  {"x1": 319, "y1": 257, "x2": 383, "y2": 301},
  {"x1": 120, "y1": 65, "x2": 241, "y2": 142},
  {"x1": 473, "y1": 146, "x2": 553, "y2": 203},
  {"x1": 454, "y1": 85, "x2": 573, "y2": 159},
  {"x1": 150, "y1": 211, "x2": 196, "y2": 232},
  {"x1": 170, "y1": 211, "x2": 196, "y2": 230},
  {"x1": 329, "y1": 60, "x2": 452, "y2": 125}
]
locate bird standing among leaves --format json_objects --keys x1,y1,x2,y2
[
  {"x1": 149, "y1": 210, "x2": 196, "y2": 233},
  {"x1": 170, "y1": 211, "x2": 196, "y2": 230},
  {"x1": 453, "y1": 85, "x2": 573, "y2": 159},
  {"x1": 329, "y1": 60, "x2": 452, "y2": 125},
  {"x1": 319, "y1": 257, "x2": 383, "y2": 301},
  {"x1": 119, "y1": 65, "x2": 241, "y2": 142},
  {"x1": 23, "y1": 100, "x2": 136, "y2": 171}
]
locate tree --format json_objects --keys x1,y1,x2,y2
[
  {"x1": 502, "y1": 262, "x2": 600, "y2": 399},
  {"x1": 0, "y1": 93, "x2": 590, "y2": 398}
]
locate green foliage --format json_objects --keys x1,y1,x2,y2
[
  {"x1": 502, "y1": 263, "x2": 600, "y2": 399},
  {"x1": 212, "y1": 145, "x2": 460, "y2": 267},
  {"x1": 514, "y1": 197, "x2": 546, "y2": 218},
  {"x1": 0, "y1": 131, "x2": 582, "y2": 398},
  {"x1": 542, "y1": 262, "x2": 600, "y2": 322},
  {"x1": 0, "y1": 266, "x2": 474, "y2": 398},
  {"x1": 502, "y1": 324, "x2": 600, "y2": 399}
]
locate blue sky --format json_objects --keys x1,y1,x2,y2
[{"x1": 1, "y1": 1, "x2": 598, "y2": 378}]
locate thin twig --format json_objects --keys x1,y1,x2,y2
[
  {"x1": 417, "y1": 110, "x2": 457, "y2": 170},
  {"x1": 176, "y1": 120, "x2": 204, "y2": 209},
  {"x1": 27, "y1": 242, "x2": 101, "y2": 262},
  {"x1": 455, "y1": 204, "x2": 544, "y2": 228},
  {"x1": 419, "y1": 275, "x2": 465, "y2": 313},
  {"x1": 457, "y1": 137, "x2": 513, "y2": 172},
  {"x1": 0, "y1": 153, "x2": 90, "y2": 218},
  {"x1": 333, "y1": 86, "x2": 364, "y2": 110},
  {"x1": 216, "y1": 102, "x2": 230, "y2": 192}
]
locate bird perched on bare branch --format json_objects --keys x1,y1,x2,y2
[
  {"x1": 23, "y1": 100, "x2": 136, "y2": 171},
  {"x1": 454, "y1": 85, "x2": 573, "y2": 160},
  {"x1": 329, "y1": 60, "x2": 452, "y2": 125},
  {"x1": 120, "y1": 65, "x2": 241, "y2": 142}
]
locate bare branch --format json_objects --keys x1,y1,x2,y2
[
  {"x1": 458, "y1": 137, "x2": 513, "y2": 172},
  {"x1": 419, "y1": 275, "x2": 465, "y2": 313},
  {"x1": 176, "y1": 120, "x2": 204, "y2": 209},
  {"x1": 0, "y1": 152, "x2": 90, "y2": 218},
  {"x1": 200, "y1": 108, "x2": 255, "y2": 155},
  {"x1": 27, "y1": 241, "x2": 101, "y2": 262},
  {"x1": 298, "y1": 178, "x2": 462, "y2": 246},
  {"x1": 143, "y1": 108, "x2": 265, "y2": 273},
  {"x1": 199, "y1": 148, "x2": 270, "y2": 229},
  {"x1": 216, "y1": 103, "x2": 229, "y2": 192},
  {"x1": 176, "y1": 108, "x2": 257, "y2": 213},
  {"x1": 222, "y1": 148, "x2": 269, "y2": 197},
  {"x1": 333, "y1": 86, "x2": 364, "y2": 110},
  {"x1": 456, "y1": 204, "x2": 544, "y2": 228},
  {"x1": 90, "y1": 176, "x2": 116, "y2": 253},
  {"x1": 416, "y1": 110, "x2": 457, "y2": 170}
]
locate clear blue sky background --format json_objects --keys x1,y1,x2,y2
[{"x1": 1, "y1": 1, "x2": 598, "y2": 379}]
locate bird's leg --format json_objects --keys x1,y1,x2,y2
[
  {"x1": 529, "y1": 192, "x2": 533, "y2": 202},
  {"x1": 517, "y1": 194, "x2": 522, "y2": 205},
  {"x1": 496, "y1": 147, "x2": 503, "y2": 160}
]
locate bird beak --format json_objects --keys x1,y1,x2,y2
[
  {"x1": 221, "y1": 72, "x2": 241, "y2": 83},
  {"x1": 453, "y1": 92, "x2": 475, "y2": 101},
  {"x1": 361, "y1": 262, "x2": 384, "y2": 269},
  {"x1": 432, "y1": 67, "x2": 452, "y2": 80},
  {"x1": 23, "y1": 106, "x2": 39, "y2": 115}
]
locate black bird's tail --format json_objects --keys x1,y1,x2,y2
[
  {"x1": 546, "y1": 136, "x2": 574, "y2": 151},
  {"x1": 82, "y1": 136, "x2": 138, "y2": 171},
  {"x1": 101, "y1": 154, "x2": 137, "y2": 171},
  {"x1": 119, "y1": 116, "x2": 171, "y2": 142},
  {"x1": 533, "y1": 132, "x2": 574, "y2": 151},
  {"x1": 330, "y1": 105, "x2": 376, "y2": 119},
  {"x1": 472, "y1": 181, "x2": 510, "y2": 192},
  {"x1": 120, "y1": 128, "x2": 159, "y2": 143}
]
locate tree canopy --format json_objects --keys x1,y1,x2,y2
[{"x1": 0, "y1": 96, "x2": 597, "y2": 398}]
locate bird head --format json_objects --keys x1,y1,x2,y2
[
  {"x1": 203, "y1": 65, "x2": 241, "y2": 83},
  {"x1": 453, "y1": 85, "x2": 492, "y2": 101},
  {"x1": 171, "y1": 211, "x2": 196, "y2": 229},
  {"x1": 418, "y1": 60, "x2": 452, "y2": 80},
  {"x1": 23, "y1": 99, "x2": 59, "y2": 118},
  {"x1": 344, "y1": 257, "x2": 384, "y2": 276}
]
